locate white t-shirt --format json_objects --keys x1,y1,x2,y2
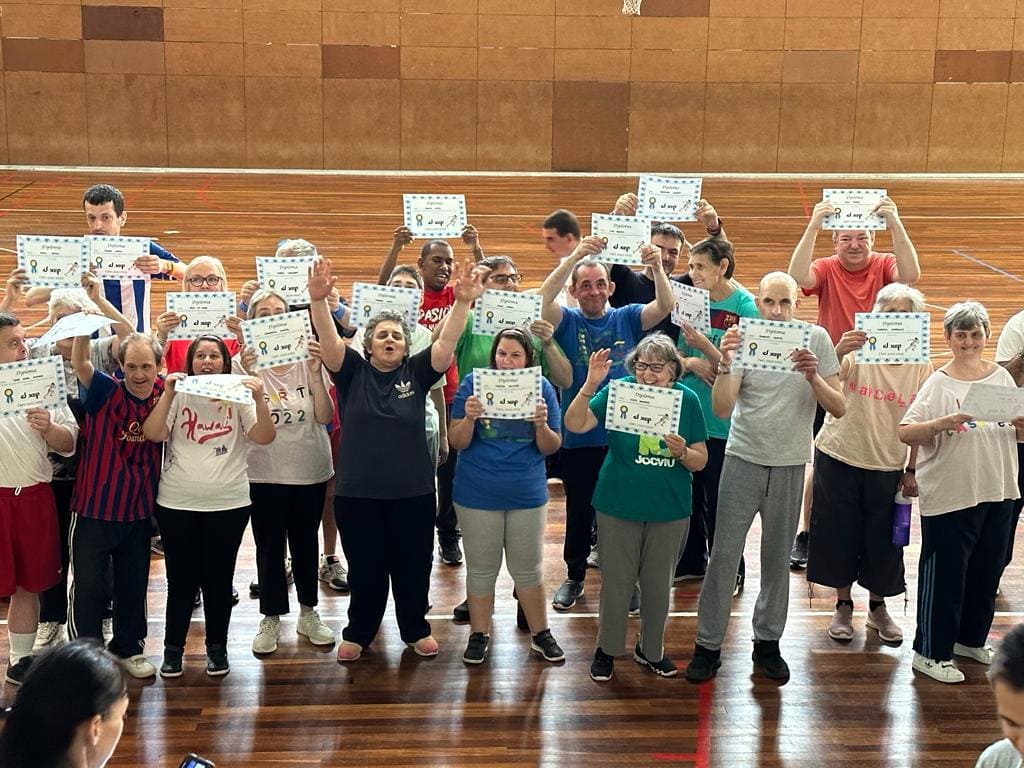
[
  {"x1": 0, "y1": 404, "x2": 78, "y2": 487},
  {"x1": 996, "y1": 310, "x2": 1024, "y2": 364},
  {"x1": 901, "y1": 366, "x2": 1021, "y2": 516},
  {"x1": 977, "y1": 739, "x2": 1023, "y2": 768},
  {"x1": 156, "y1": 391, "x2": 258, "y2": 511},
  {"x1": 231, "y1": 358, "x2": 334, "y2": 485}
]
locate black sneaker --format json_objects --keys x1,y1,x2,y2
[
  {"x1": 590, "y1": 648, "x2": 614, "y2": 681},
  {"x1": 634, "y1": 642, "x2": 678, "y2": 677},
  {"x1": 150, "y1": 537, "x2": 164, "y2": 556},
  {"x1": 249, "y1": 580, "x2": 260, "y2": 598},
  {"x1": 531, "y1": 629, "x2": 565, "y2": 662},
  {"x1": 684, "y1": 644, "x2": 722, "y2": 683},
  {"x1": 790, "y1": 531, "x2": 809, "y2": 570},
  {"x1": 206, "y1": 645, "x2": 230, "y2": 677},
  {"x1": 752, "y1": 639, "x2": 790, "y2": 682},
  {"x1": 160, "y1": 647, "x2": 184, "y2": 679},
  {"x1": 453, "y1": 600, "x2": 470, "y2": 622},
  {"x1": 462, "y1": 632, "x2": 489, "y2": 665},
  {"x1": 439, "y1": 540, "x2": 463, "y2": 566},
  {"x1": 552, "y1": 579, "x2": 584, "y2": 611},
  {"x1": 231, "y1": 586, "x2": 240, "y2": 605},
  {"x1": 4, "y1": 657, "x2": 32, "y2": 685},
  {"x1": 733, "y1": 570, "x2": 745, "y2": 598},
  {"x1": 193, "y1": 589, "x2": 202, "y2": 609}
]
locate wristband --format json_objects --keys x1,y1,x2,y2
[
  {"x1": 904, "y1": 466, "x2": 916, "y2": 474},
  {"x1": 579, "y1": 389, "x2": 596, "y2": 398},
  {"x1": 706, "y1": 218, "x2": 723, "y2": 237},
  {"x1": 717, "y1": 362, "x2": 732, "y2": 375}
]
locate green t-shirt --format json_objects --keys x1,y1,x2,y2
[
  {"x1": 454, "y1": 314, "x2": 562, "y2": 380},
  {"x1": 677, "y1": 288, "x2": 759, "y2": 440},
  {"x1": 589, "y1": 377, "x2": 708, "y2": 522}
]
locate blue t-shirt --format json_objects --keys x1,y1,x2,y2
[
  {"x1": 553, "y1": 303, "x2": 645, "y2": 449},
  {"x1": 102, "y1": 240, "x2": 179, "y2": 332},
  {"x1": 451, "y1": 373, "x2": 561, "y2": 510}
]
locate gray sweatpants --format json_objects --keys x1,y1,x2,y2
[
  {"x1": 454, "y1": 503, "x2": 546, "y2": 595},
  {"x1": 695, "y1": 456, "x2": 804, "y2": 651},
  {"x1": 596, "y1": 512, "x2": 689, "y2": 659}
]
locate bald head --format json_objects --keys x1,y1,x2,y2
[{"x1": 756, "y1": 271, "x2": 800, "y2": 322}]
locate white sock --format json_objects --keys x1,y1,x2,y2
[
  {"x1": 9, "y1": 631, "x2": 36, "y2": 664},
  {"x1": 299, "y1": 605, "x2": 315, "y2": 617}
]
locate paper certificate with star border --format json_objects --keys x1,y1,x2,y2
[
  {"x1": 17, "y1": 235, "x2": 88, "y2": 288},
  {"x1": 176, "y1": 374, "x2": 253, "y2": 405},
  {"x1": 166, "y1": 292, "x2": 236, "y2": 340},
  {"x1": 635, "y1": 176, "x2": 702, "y2": 221},
  {"x1": 670, "y1": 282, "x2": 711, "y2": 333},
  {"x1": 255, "y1": 257, "x2": 314, "y2": 306},
  {"x1": 605, "y1": 379, "x2": 683, "y2": 438},
  {"x1": 734, "y1": 318, "x2": 811, "y2": 373},
  {"x1": 240, "y1": 310, "x2": 314, "y2": 371},
  {"x1": 0, "y1": 355, "x2": 67, "y2": 417},
  {"x1": 472, "y1": 366, "x2": 542, "y2": 420},
  {"x1": 854, "y1": 312, "x2": 930, "y2": 364},
  {"x1": 402, "y1": 194, "x2": 467, "y2": 238},
  {"x1": 591, "y1": 213, "x2": 652, "y2": 266},
  {"x1": 960, "y1": 383, "x2": 1024, "y2": 422},
  {"x1": 822, "y1": 188, "x2": 887, "y2": 231},
  {"x1": 349, "y1": 282, "x2": 421, "y2": 330},
  {"x1": 472, "y1": 290, "x2": 543, "y2": 337},
  {"x1": 87, "y1": 236, "x2": 148, "y2": 280}
]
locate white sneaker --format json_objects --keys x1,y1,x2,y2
[
  {"x1": 122, "y1": 654, "x2": 157, "y2": 679},
  {"x1": 33, "y1": 622, "x2": 67, "y2": 651},
  {"x1": 954, "y1": 642, "x2": 995, "y2": 665},
  {"x1": 252, "y1": 616, "x2": 281, "y2": 654},
  {"x1": 318, "y1": 554, "x2": 349, "y2": 592},
  {"x1": 102, "y1": 617, "x2": 113, "y2": 645},
  {"x1": 586, "y1": 545, "x2": 600, "y2": 569},
  {"x1": 297, "y1": 610, "x2": 336, "y2": 646},
  {"x1": 912, "y1": 652, "x2": 965, "y2": 683}
]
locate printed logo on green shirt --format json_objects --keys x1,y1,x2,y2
[{"x1": 635, "y1": 434, "x2": 674, "y2": 467}]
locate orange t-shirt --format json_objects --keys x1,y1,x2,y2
[{"x1": 803, "y1": 252, "x2": 898, "y2": 344}]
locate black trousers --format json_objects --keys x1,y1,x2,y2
[
  {"x1": 1007, "y1": 442, "x2": 1024, "y2": 568},
  {"x1": 38, "y1": 480, "x2": 72, "y2": 624},
  {"x1": 436, "y1": 444, "x2": 459, "y2": 546},
  {"x1": 677, "y1": 437, "x2": 727, "y2": 576},
  {"x1": 560, "y1": 446, "x2": 607, "y2": 583},
  {"x1": 251, "y1": 481, "x2": 327, "y2": 616},
  {"x1": 156, "y1": 505, "x2": 250, "y2": 651},
  {"x1": 336, "y1": 494, "x2": 435, "y2": 647},
  {"x1": 67, "y1": 516, "x2": 151, "y2": 659},
  {"x1": 914, "y1": 500, "x2": 1013, "y2": 662}
]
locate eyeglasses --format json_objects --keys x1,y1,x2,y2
[
  {"x1": 489, "y1": 274, "x2": 521, "y2": 285},
  {"x1": 187, "y1": 275, "x2": 224, "y2": 288},
  {"x1": 634, "y1": 361, "x2": 667, "y2": 373}
]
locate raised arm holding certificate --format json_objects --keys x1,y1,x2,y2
[
  {"x1": 472, "y1": 290, "x2": 543, "y2": 336},
  {"x1": 349, "y1": 282, "x2": 421, "y2": 329},
  {"x1": 472, "y1": 366, "x2": 542, "y2": 420},
  {"x1": 959, "y1": 383, "x2": 1024, "y2": 423},
  {"x1": 855, "y1": 312, "x2": 930, "y2": 364},
  {"x1": 175, "y1": 374, "x2": 253, "y2": 404},
  {"x1": 605, "y1": 378, "x2": 683, "y2": 438},
  {"x1": 636, "y1": 176, "x2": 702, "y2": 221},
  {"x1": 591, "y1": 213, "x2": 652, "y2": 266},
  {"x1": 0, "y1": 355, "x2": 67, "y2": 417},
  {"x1": 670, "y1": 282, "x2": 711, "y2": 333},
  {"x1": 17, "y1": 235, "x2": 88, "y2": 288},
  {"x1": 87, "y1": 236, "x2": 148, "y2": 279},
  {"x1": 822, "y1": 189, "x2": 888, "y2": 231},
  {"x1": 241, "y1": 310, "x2": 314, "y2": 371},
  {"x1": 166, "y1": 292, "x2": 236, "y2": 340},
  {"x1": 256, "y1": 257, "x2": 314, "y2": 305},
  {"x1": 734, "y1": 317, "x2": 812, "y2": 373},
  {"x1": 402, "y1": 194, "x2": 468, "y2": 238}
]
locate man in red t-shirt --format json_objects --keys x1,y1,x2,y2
[{"x1": 787, "y1": 194, "x2": 922, "y2": 568}]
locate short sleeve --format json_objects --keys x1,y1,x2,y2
[
  {"x1": 50, "y1": 402, "x2": 80, "y2": 456},
  {"x1": 900, "y1": 374, "x2": 938, "y2": 425},
  {"x1": 811, "y1": 325, "x2": 841, "y2": 380},
  {"x1": 542, "y1": 378, "x2": 561, "y2": 432},
  {"x1": 451, "y1": 373, "x2": 473, "y2": 420},
  {"x1": 239, "y1": 399, "x2": 259, "y2": 435},
  {"x1": 331, "y1": 345, "x2": 365, "y2": 397},
  {"x1": 680, "y1": 387, "x2": 708, "y2": 445},
  {"x1": 413, "y1": 344, "x2": 444, "y2": 389},
  {"x1": 803, "y1": 258, "x2": 828, "y2": 297},
  {"x1": 81, "y1": 369, "x2": 119, "y2": 415},
  {"x1": 996, "y1": 313, "x2": 1024, "y2": 363},
  {"x1": 589, "y1": 383, "x2": 610, "y2": 427}
]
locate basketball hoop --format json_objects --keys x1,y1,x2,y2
[{"x1": 621, "y1": 0, "x2": 642, "y2": 15}]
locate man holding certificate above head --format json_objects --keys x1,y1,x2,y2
[
  {"x1": 539, "y1": 235, "x2": 675, "y2": 612},
  {"x1": 786, "y1": 192, "x2": 922, "y2": 570},
  {"x1": 683, "y1": 272, "x2": 843, "y2": 684}
]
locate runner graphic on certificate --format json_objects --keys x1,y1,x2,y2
[
  {"x1": 0, "y1": 355, "x2": 67, "y2": 417},
  {"x1": 403, "y1": 194, "x2": 467, "y2": 238},
  {"x1": 87, "y1": 236, "x2": 148, "y2": 279},
  {"x1": 854, "y1": 312, "x2": 930, "y2": 364},
  {"x1": 734, "y1": 318, "x2": 812, "y2": 373},
  {"x1": 606, "y1": 379, "x2": 683, "y2": 438},
  {"x1": 472, "y1": 290, "x2": 543, "y2": 336},
  {"x1": 822, "y1": 189, "x2": 887, "y2": 231},
  {"x1": 241, "y1": 310, "x2": 314, "y2": 371},
  {"x1": 17, "y1": 236, "x2": 88, "y2": 288},
  {"x1": 670, "y1": 282, "x2": 711, "y2": 333},
  {"x1": 472, "y1": 367, "x2": 542, "y2": 420},
  {"x1": 349, "y1": 283, "x2": 421, "y2": 329},
  {"x1": 636, "y1": 176, "x2": 702, "y2": 221},
  {"x1": 166, "y1": 292, "x2": 236, "y2": 340},
  {"x1": 256, "y1": 257, "x2": 314, "y2": 306},
  {"x1": 591, "y1": 213, "x2": 651, "y2": 266}
]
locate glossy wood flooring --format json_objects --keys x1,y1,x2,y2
[{"x1": 1, "y1": 171, "x2": 1024, "y2": 767}]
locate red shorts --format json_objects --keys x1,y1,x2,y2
[{"x1": 0, "y1": 484, "x2": 61, "y2": 597}]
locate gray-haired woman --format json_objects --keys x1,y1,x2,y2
[
  {"x1": 899, "y1": 301, "x2": 1024, "y2": 684},
  {"x1": 563, "y1": 332, "x2": 708, "y2": 682}
]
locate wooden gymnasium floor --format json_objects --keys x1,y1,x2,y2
[{"x1": 1, "y1": 169, "x2": 1024, "y2": 767}]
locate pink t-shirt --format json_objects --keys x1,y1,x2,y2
[{"x1": 803, "y1": 252, "x2": 898, "y2": 344}]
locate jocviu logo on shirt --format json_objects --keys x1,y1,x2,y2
[
  {"x1": 395, "y1": 380, "x2": 414, "y2": 399},
  {"x1": 635, "y1": 435, "x2": 674, "y2": 467}
]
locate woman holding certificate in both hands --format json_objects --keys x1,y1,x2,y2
[
  {"x1": 563, "y1": 333, "x2": 708, "y2": 682},
  {"x1": 447, "y1": 327, "x2": 564, "y2": 665}
]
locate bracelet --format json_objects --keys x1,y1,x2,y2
[
  {"x1": 706, "y1": 218, "x2": 723, "y2": 236},
  {"x1": 677, "y1": 446, "x2": 689, "y2": 462},
  {"x1": 717, "y1": 362, "x2": 732, "y2": 375},
  {"x1": 579, "y1": 389, "x2": 596, "y2": 398},
  {"x1": 904, "y1": 466, "x2": 916, "y2": 474}
]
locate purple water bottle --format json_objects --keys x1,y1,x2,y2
[{"x1": 892, "y1": 492, "x2": 912, "y2": 547}]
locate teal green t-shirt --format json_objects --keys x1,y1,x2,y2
[
  {"x1": 454, "y1": 314, "x2": 561, "y2": 380},
  {"x1": 677, "y1": 288, "x2": 759, "y2": 440},
  {"x1": 588, "y1": 377, "x2": 708, "y2": 523}
]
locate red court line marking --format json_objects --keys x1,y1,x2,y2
[
  {"x1": 123, "y1": 175, "x2": 163, "y2": 209},
  {"x1": 651, "y1": 678, "x2": 713, "y2": 765},
  {"x1": 797, "y1": 181, "x2": 811, "y2": 220},
  {"x1": 196, "y1": 175, "x2": 229, "y2": 212}
]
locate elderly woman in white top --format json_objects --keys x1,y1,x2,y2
[{"x1": 899, "y1": 301, "x2": 1024, "y2": 684}]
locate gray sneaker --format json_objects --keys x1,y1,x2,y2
[
  {"x1": 867, "y1": 604, "x2": 903, "y2": 643},
  {"x1": 790, "y1": 531, "x2": 809, "y2": 569},
  {"x1": 828, "y1": 603, "x2": 854, "y2": 641}
]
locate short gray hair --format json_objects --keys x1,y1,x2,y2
[
  {"x1": 570, "y1": 258, "x2": 609, "y2": 287},
  {"x1": 873, "y1": 283, "x2": 926, "y2": 313},
  {"x1": 118, "y1": 332, "x2": 163, "y2": 367},
  {"x1": 362, "y1": 310, "x2": 411, "y2": 362},
  {"x1": 247, "y1": 288, "x2": 290, "y2": 320},
  {"x1": 943, "y1": 300, "x2": 990, "y2": 336},
  {"x1": 275, "y1": 239, "x2": 318, "y2": 260},
  {"x1": 625, "y1": 332, "x2": 682, "y2": 382},
  {"x1": 48, "y1": 288, "x2": 95, "y2": 321}
]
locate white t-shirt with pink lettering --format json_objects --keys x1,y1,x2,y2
[{"x1": 156, "y1": 391, "x2": 258, "y2": 512}]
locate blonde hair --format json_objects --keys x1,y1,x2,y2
[{"x1": 183, "y1": 255, "x2": 228, "y2": 288}]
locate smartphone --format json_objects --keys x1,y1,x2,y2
[{"x1": 179, "y1": 754, "x2": 216, "y2": 768}]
